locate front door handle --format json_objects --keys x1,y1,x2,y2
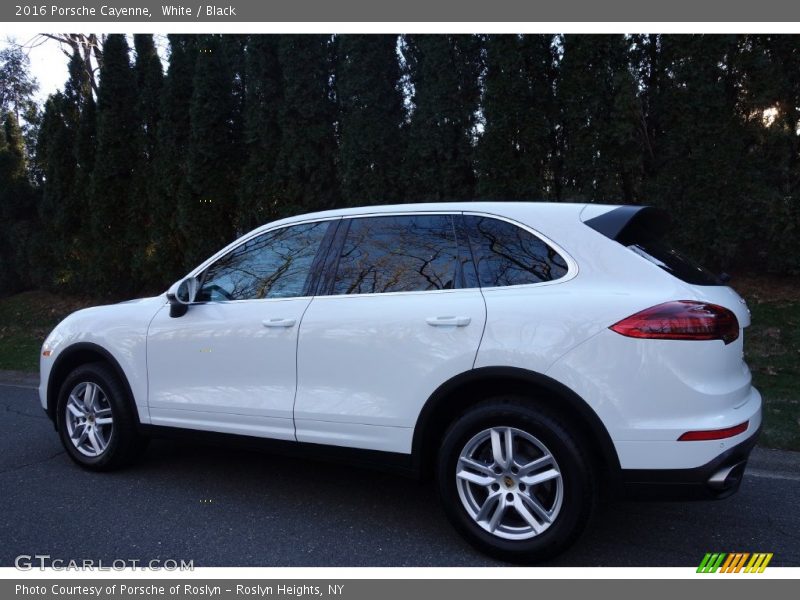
[
  {"x1": 262, "y1": 318, "x2": 296, "y2": 328},
  {"x1": 426, "y1": 316, "x2": 471, "y2": 327}
]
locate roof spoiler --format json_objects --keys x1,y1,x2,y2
[{"x1": 583, "y1": 205, "x2": 671, "y2": 244}]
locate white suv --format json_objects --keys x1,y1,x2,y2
[{"x1": 40, "y1": 202, "x2": 761, "y2": 562}]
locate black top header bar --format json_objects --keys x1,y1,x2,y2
[{"x1": 3, "y1": 0, "x2": 800, "y2": 23}]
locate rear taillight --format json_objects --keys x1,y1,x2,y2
[{"x1": 609, "y1": 301, "x2": 739, "y2": 344}]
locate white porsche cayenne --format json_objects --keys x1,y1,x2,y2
[{"x1": 40, "y1": 202, "x2": 761, "y2": 562}]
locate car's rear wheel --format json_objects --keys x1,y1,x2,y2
[
  {"x1": 56, "y1": 363, "x2": 147, "y2": 471},
  {"x1": 437, "y1": 397, "x2": 595, "y2": 563}
]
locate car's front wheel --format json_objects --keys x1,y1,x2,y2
[
  {"x1": 56, "y1": 363, "x2": 147, "y2": 471},
  {"x1": 437, "y1": 398, "x2": 595, "y2": 563}
]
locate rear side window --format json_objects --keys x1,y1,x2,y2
[
  {"x1": 332, "y1": 215, "x2": 459, "y2": 294},
  {"x1": 464, "y1": 215, "x2": 568, "y2": 287}
]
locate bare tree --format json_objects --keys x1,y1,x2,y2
[{"x1": 19, "y1": 34, "x2": 104, "y2": 95}]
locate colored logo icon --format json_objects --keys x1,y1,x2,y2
[{"x1": 697, "y1": 552, "x2": 773, "y2": 573}]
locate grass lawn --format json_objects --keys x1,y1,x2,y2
[
  {"x1": 0, "y1": 279, "x2": 798, "y2": 450},
  {"x1": 735, "y1": 276, "x2": 800, "y2": 451},
  {"x1": 0, "y1": 290, "x2": 93, "y2": 373}
]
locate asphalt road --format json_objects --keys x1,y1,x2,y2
[{"x1": 1, "y1": 381, "x2": 798, "y2": 568}]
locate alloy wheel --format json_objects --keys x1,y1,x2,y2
[
  {"x1": 455, "y1": 426, "x2": 563, "y2": 540},
  {"x1": 64, "y1": 381, "x2": 114, "y2": 457}
]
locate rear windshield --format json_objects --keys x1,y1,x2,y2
[
  {"x1": 584, "y1": 206, "x2": 722, "y2": 286},
  {"x1": 626, "y1": 236, "x2": 722, "y2": 286}
]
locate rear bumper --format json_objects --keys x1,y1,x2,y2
[{"x1": 618, "y1": 425, "x2": 761, "y2": 500}]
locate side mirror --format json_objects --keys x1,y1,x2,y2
[{"x1": 166, "y1": 276, "x2": 200, "y2": 318}]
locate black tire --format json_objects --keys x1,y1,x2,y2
[
  {"x1": 56, "y1": 362, "x2": 148, "y2": 471},
  {"x1": 437, "y1": 397, "x2": 595, "y2": 563}
]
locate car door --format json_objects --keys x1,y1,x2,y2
[
  {"x1": 294, "y1": 213, "x2": 486, "y2": 453},
  {"x1": 146, "y1": 219, "x2": 335, "y2": 440}
]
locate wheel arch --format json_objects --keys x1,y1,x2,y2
[
  {"x1": 46, "y1": 342, "x2": 139, "y2": 427},
  {"x1": 411, "y1": 367, "x2": 620, "y2": 482}
]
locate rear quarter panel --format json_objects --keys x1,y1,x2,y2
[
  {"x1": 472, "y1": 204, "x2": 761, "y2": 470},
  {"x1": 473, "y1": 205, "x2": 693, "y2": 375}
]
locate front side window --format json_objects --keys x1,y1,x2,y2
[
  {"x1": 198, "y1": 221, "x2": 330, "y2": 301},
  {"x1": 464, "y1": 215, "x2": 568, "y2": 288},
  {"x1": 332, "y1": 215, "x2": 459, "y2": 295}
]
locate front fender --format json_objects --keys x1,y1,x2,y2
[{"x1": 40, "y1": 296, "x2": 166, "y2": 424}]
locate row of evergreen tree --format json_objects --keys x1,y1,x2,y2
[{"x1": 1, "y1": 34, "x2": 799, "y2": 298}]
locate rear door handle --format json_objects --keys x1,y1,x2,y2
[
  {"x1": 262, "y1": 318, "x2": 296, "y2": 328},
  {"x1": 426, "y1": 316, "x2": 471, "y2": 327}
]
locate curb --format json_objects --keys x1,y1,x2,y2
[
  {"x1": 748, "y1": 446, "x2": 800, "y2": 477},
  {"x1": 0, "y1": 369, "x2": 39, "y2": 388}
]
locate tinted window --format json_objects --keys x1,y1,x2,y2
[
  {"x1": 584, "y1": 206, "x2": 722, "y2": 286},
  {"x1": 626, "y1": 236, "x2": 722, "y2": 286},
  {"x1": 198, "y1": 221, "x2": 329, "y2": 301},
  {"x1": 464, "y1": 215, "x2": 568, "y2": 287},
  {"x1": 332, "y1": 215, "x2": 459, "y2": 295}
]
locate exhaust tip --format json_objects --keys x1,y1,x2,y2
[{"x1": 708, "y1": 461, "x2": 747, "y2": 491}]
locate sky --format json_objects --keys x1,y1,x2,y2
[
  {"x1": 0, "y1": 33, "x2": 169, "y2": 106},
  {"x1": 1, "y1": 33, "x2": 74, "y2": 103}
]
